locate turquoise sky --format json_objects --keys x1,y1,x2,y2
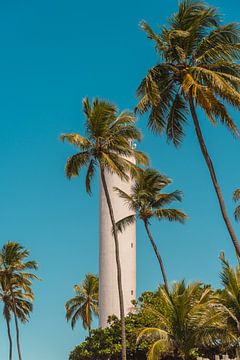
[{"x1": 1, "y1": 0, "x2": 240, "y2": 359}]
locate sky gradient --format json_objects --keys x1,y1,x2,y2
[{"x1": 0, "y1": 0, "x2": 240, "y2": 359}]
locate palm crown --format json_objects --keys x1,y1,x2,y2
[
  {"x1": 61, "y1": 98, "x2": 148, "y2": 193},
  {"x1": 65, "y1": 274, "x2": 99, "y2": 334},
  {"x1": 0, "y1": 242, "x2": 39, "y2": 360},
  {"x1": 0, "y1": 277, "x2": 33, "y2": 324},
  {"x1": 115, "y1": 169, "x2": 187, "y2": 289},
  {"x1": 136, "y1": 0, "x2": 240, "y2": 145},
  {"x1": 138, "y1": 281, "x2": 232, "y2": 360},
  {"x1": 115, "y1": 168, "x2": 187, "y2": 229},
  {"x1": 136, "y1": 0, "x2": 240, "y2": 258}
]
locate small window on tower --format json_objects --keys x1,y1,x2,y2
[
  {"x1": 131, "y1": 290, "x2": 134, "y2": 295},
  {"x1": 131, "y1": 243, "x2": 133, "y2": 248}
]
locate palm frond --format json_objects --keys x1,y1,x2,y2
[
  {"x1": 115, "y1": 215, "x2": 136, "y2": 233},
  {"x1": 60, "y1": 133, "x2": 92, "y2": 150},
  {"x1": 65, "y1": 152, "x2": 90, "y2": 179},
  {"x1": 166, "y1": 93, "x2": 188, "y2": 146},
  {"x1": 85, "y1": 160, "x2": 96, "y2": 195},
  {"x1": 233, "y1": 189, "x2": 240, "y2": 202},
  {"x1": 234, "y1": 206, "x2": 240, "y2": 222},
  {"x1": 154, "y1": 208, "x2": 187, "y2": 223}
]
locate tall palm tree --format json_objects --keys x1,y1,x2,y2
[
  {"x1": 138, "y1": 281, "x2": 232, "y2": 360},
  {"x1": 136, "y1": 0, "x2": 240, "y2": 257},
  {"x1": 233, "y1": 189, "x2": 240, "y2": 221},
  {"x1": 0, "y1": 276, "x2": 33, "y2": 360},
  {"x1": 0, "y1": 242, "x2": 39, "y2": 360},
  {"x1": 115, "y1": 169, "x2": 187, "y2": 290},
  {"x1": 65, "y1": 273, "x2": 99, "y2": 335},
  {"x1": 61, "y1": 97, "x2": 148, "y2": 360}
]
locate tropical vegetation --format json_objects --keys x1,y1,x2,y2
[
  {"x1": 61, "y1": 97, "x2": 148, "y2": 360},
  {"x1": 115, "y1": 168, "x2": 187, "y2": 289},
  {"x1": 2, "y1": 0, "x2": 240, "y2": 359},
  {"x1": 65, "y1": 273, "x2": 99, "y2": 336},
  {"x1": 63, "y1": 1, "x2": 240, "y2": 359},
  {"x1": 0, "y1": 242, "x2": 39, "y2": 360},
  {"x1": 69, "y1": 259, "x2": 240, "y2": 360},
  {"x1": 136, "y1": 0, "x2": 240, "y2": 257}
]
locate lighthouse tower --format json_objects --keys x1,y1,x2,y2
[{"x1": 99, "y1": 171, "x2": 136, "y2": 328}]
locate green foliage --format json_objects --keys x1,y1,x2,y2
[
  {"x1": 138, "y1": 281, "x2": 234, "y2": 360},
  {"x1": 69, "y1": 313, "x2": 152, "y2": 360},
  {"x1": 61, "y1": 97, "x2": 149, "y2": 193},
  {"x1": 136, "y1": 0, "x2": 240, "y2": 145},
  {"x1": 115, "y1": 168, "x2": 187, "y2": 288},
  {"x1": 69, "y1": 279, "x2": 238, "y2": 360},
  {"x1": 115, "y1": 168, "x2": 187, "y2": 227},
  {"x1": 65, "y1": 274, "x2": 99, "y2": 334},
  {"x1": 218, "y1": 254, "x2": 240, "y2": 343}
]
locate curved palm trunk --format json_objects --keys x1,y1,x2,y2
[
  {"x1": 189, "y1": 93, "x2": 240, "y2": 259},
  {"x1": 10, "y1": 286, "x2": 22, "y2": 360},
  {"x1": 6, "y1": 318, "x2": 12, "y2": 360},
  {"x1": 143, "y1": 219, "x2": 169, "y2": 290},
  {"x1": 100, "y1": 166, "x2": 127, "y2": 360}
]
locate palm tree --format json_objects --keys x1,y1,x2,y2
[
  {"x1": 115, "y1": 169, "x2": 187, "y2": 290},
  {"x1": 65, "y1": 274, "x2": 99, "y2": 335},
  {"x1": 138, "y1": 281, "x2": 232, "y2": 360},
  {"x1": 136, "y1": 0, "x2": 240, "y2": 258},
  {"x1": 0, "y1": 276, "x2": 33, "y2": 360},
  {"x1": 219, "y1": 253, "x2": 240, "y2": 356},
  {"x1": 61, "y1": 97, "x2": 148, "y2": 360},
  {"x1": 233, "y1": 189, "x2": 240, "y2": 221},
  {"x1": 0, "y1": 242, "x2": 39, "y2": 360}
]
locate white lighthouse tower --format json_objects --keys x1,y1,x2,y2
[{"x1": 99, "y1": 171, "x2": 136, "y2": 328}]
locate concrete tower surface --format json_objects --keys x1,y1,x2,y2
[{"x1": 99, "y1": 170, "x2": 136, "y2": 328}]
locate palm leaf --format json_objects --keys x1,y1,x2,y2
[
  {"x1": 115, "y1": 215, "x2": 136, "y2": 233},
  {"x1": 166, "y1": 93, "x2": 188, "y2": 146},
  {"x1": 65, "y1": 152, "x2": 90, "y2": 179},
  {"x1": 154, "y1": 208, "x2": 187, "y2": 223}
]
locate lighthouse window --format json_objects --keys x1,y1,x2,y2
[
  {"x1": 131, "y1": 290, "x2": 134, "y2": 295},
  {"x1": 131, "y1": 243, "x2": 133, "y2": 248}
]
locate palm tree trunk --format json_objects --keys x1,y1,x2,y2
[
  {"x1": 6, "y1": 318, "x2": 12, "y2": 360},
  {"x1": 10, "y1": 286, "x2": 22, "y2": 360},
  {"x1": 188, "y1": 92, "x2": 240, "y2": 258},
  {"x1": 100, "y1": 166, "x2": 127, "y2": 360},
  {"x1": 143, "y1": 219, "x2": 169, "y2": 290}
]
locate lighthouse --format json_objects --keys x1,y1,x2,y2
[{"x1": 99, "y1": 170, "x2": 136, "y2": 328}]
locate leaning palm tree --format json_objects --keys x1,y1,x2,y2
[
  {"x1": 233, "y1": 189, "x2": 240, "y2": 221},
  {"x1": 0, "y1": 276, "x2": 33, "y2": 360},
  {"x1": 65, "y1": 274, "x2": 99, "y2": 335},
  {"x1": 138, "y1": 281, "x2": 232, "y2": 360},
  {"x1": 61, "y1": 97, "x2": 148, "y2": 360},
  {"x1": 136, "y1": 0, "x2": 240, "y2": 257},
  {"x1": 115, "y1": 169, "x2": 187, "y2": 290},
  {"x1": 0, "y1": 242, "x2": 39, "y2": 360}
]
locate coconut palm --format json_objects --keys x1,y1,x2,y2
[
  {"x1": 136, "y1": 0, "x2": 240, "y2": 258},
  {"x1": 0, "y1": 276, "x2": 33, "y2": 360},
  {"x1": 0, "y1": 242, "x2": 39, "y2": 360},
  {"x1": 65, "y1": 274, "x2": 99, "y2": 335},
  {"x1": 218, "y1": 253, "x2": 240, "y2": 355},
  {"x1": 61, "y1": 97, "x2": 148, "y2": 360},
  {"x1": 233, "y1": 189, "x2": 240, "y2": 221},
  {"x1": 115, "y1": 169, "x2": 187, "y2": 290},
  {"x1": 138, "y1": 281, "x2": 232, "y2": 360}
]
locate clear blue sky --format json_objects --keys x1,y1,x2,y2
[{"x1": 0, "y1": 0, "x2": 240, "y2": 359}]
